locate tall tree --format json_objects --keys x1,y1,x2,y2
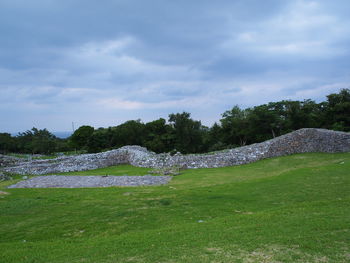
[
  {"x1": 70, "y1": 125, "x2": 94, "y2": 150},
  {"x1": 110, "y1": 120, "x2": 145, "y2": 147},
  {"x1": 207, "y1": 123, "x2": 226, "y2": 151},
  {"x1": 16, "y1": 128, "x2": 57, "y2": 154},
  {"x1": 31, "y1": 128, "x2": 57, "y2": 154},
  {"x1": 220, "y1": 106, "x2": 250, "y2": 146},
  {"x1": 86, "y1": 128, "x2": 112, "y2": 153},
  {"x1": 143, "y1": 118, "x2": 174, "y2": 153},
  {"x1": 324, "y1": 88, "x2": 350, "y2": 131},
  {"x1": 0, "y1": 133, "x2": 15, "y2": 153},
  {"x1": 168, "y1": 112, "x2": 203, "y2": 153}
]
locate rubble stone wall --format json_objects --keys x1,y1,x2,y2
[
  {"x1": 0, "y1": 155, "x2": 23, "y2": 167},
  {"x1": 2, "y1": 128, "x2": 350, "y2": 175}
]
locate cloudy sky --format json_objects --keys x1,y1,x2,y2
[{"x1": 1, "y1": 0, "x2": 350, "y2": 133}]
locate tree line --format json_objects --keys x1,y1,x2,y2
[{"x1": 1, "y1": 89, "x2": 349, "y2": 155}]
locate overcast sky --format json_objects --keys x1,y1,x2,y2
[{"x1": 1, "y1": 0, "x2": 350, "y2": 133}]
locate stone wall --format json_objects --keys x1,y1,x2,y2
[
  {"x1": 2, "y1": 128, "x2": 350, "y2": 175},
  {"x1": 0, "y1": 154, "x2": 23, "y2": 167}
]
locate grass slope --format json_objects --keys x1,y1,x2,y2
[{"x1": 1, "y1": 153, "x2": 349, "y2": 263}]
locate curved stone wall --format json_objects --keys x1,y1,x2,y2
[{"x1": 2, "y1": 128, "x2": 350, "y2": 175}]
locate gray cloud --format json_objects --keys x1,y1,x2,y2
[{"x1": 1, "y1": 0, "x2": 350, "y2": 132}]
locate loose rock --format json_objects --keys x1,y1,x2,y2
[{"x1": 7, "y1": 175, "x2": 172, "y2": 188}]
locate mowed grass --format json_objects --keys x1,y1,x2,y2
[{"x1": 0, "y1": 152, "x2": 349, "y2": 263}]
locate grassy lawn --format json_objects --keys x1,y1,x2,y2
[{"x1": 1, "y1": 152, "x2": 349, "y2": 262}]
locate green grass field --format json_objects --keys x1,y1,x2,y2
[{"x1": 1, "y1": 153, "x2": 349, "y2": 262}]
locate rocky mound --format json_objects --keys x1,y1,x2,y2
[{"x1": 2, "y1": 128, "x2": 350, "y2": 175}]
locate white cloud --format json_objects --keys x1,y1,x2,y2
[
  {"x1": 237, "y1": 32, "x2": 256, "y2": 43},
  {"x1": 63, "y1": 36, "x2": 202, "y2": 82},
  {"x1": 79, "y1": 37, "x2": 135, "y2": 56},
  {"x1": 97, "y1": 98, "x2": 145, "y2": 110},
  {"x1": 289, "y1": 82, "x2": 350, "y2": 100},
  {"x1": 223, "y1": 0, "x2": 350, "y2": 58}
]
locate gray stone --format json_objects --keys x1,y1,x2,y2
[
  {"x1": 7, "y1": 175, "x2": 172, "y2": 188},
  {"x1": 0, "y1": 154, "x2": 23, "y2": 167},
  {"x1": 2, "y1": 128, "x2": 350, "y2": 175}
]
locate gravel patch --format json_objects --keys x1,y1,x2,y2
[{"x1": 7, "y1": 175, "x2": 172, "y2": 188}]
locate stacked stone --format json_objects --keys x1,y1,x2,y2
[
  {"x1": 2, "y1": 128, "x2": 350, "y2": 175},
  {"x1": 0, "y1": 154, "x2": 23, "y2": 167}
]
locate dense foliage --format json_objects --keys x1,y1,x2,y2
[
  {"x1": 1, "y1": 89, "x2": 349, "y2": 154},
  {"x1": 0, "y1": 128, "x2": 70, "y2": 155}
]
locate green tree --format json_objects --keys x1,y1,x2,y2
[
  {"x1": 143, "y1": 118, "x2": 174, "y2": 153},
  {"x1": 86, "y1": 128, "x2": 111, "y2": 153},
  {"x1": 70, "y1": 125, "x2": 94, "y2": 150},
  {"x1": 324, "y1": 88, "x2": 350, "y2": 131},
  {"x1": 31, "y1": 128, "x2": 57, "y2": 154},
  {"x1": 207, "y1": 123, "x2": 226, "y2": 152},
  {"x1": 0, "y1": 133, "x2": 15, "y2": 153},
  {"x1": 249, "y1": 104, "x2": 284, "y2": 141},
  {"x1": 16, "y1": 128, "x2": 57, "y2": 154},
  {"x1": 168, "y1": 112, "x2": 203, "y2": 153},
  {"x1": 220, "y1": 106, "x2": 250, "y2": 146},
  {"x1": 110, "y1": 120, "x2": 145, "y2": 148}
]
